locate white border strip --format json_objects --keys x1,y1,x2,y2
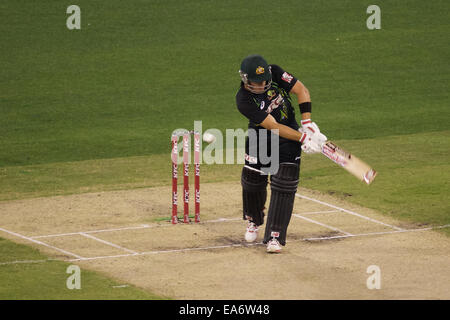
[
  {"x1": 0, "y1": 227, "x2": 83, "y2": 259},
  {"x1": 295, "y1": 193, "x2": 404, "y2": 231},
  {"x1": 293, "y1": 214, "x2": 353, "y2": 236},
  {"x1": 79, "y1": 232, "x2": 138, "y2": 255}
]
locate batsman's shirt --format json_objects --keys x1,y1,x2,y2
[{"x1": 236, "y1": 64, "x2": 300, "y2": 165}]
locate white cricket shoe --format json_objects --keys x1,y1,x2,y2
[
  {"x1": 266, "y1": 238, "x2": 282, "y2": 253},
  {"x1": 245, "y1": 221, "x2": 259, "y2": 242}
]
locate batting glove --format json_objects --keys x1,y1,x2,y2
[
  {"x1": 301, "y1": 119, "x2": 327, "y2": 145},
  {"x1": 298, "y1": 128, "x2": 322, "y2": 154}
]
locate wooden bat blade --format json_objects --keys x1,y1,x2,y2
[{"x1": 321, "y1": 141, "x2": 377, "y2": 184}]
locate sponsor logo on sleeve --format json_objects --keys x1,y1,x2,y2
[{"x1": 281, "y1": 72, "x2": 293, "y2": 83}]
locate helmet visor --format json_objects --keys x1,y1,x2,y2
[{"x1": 245, "y1": 79, "x2": 272, "y2": 94}]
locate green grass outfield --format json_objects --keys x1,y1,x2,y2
[
  {"x1": 0, "y1": 238, "x2": 165, "y2": 299},
  {"x1": 1, "y1": 0, "x2": 449, "y2": 299}
]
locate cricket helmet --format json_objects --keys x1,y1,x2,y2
[{"x1": 239, "y1": 54, "x2": 272, "y2": 94}]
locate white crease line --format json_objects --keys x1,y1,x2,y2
[
  {"x1": 79, "y1": 232, "x2": 138, "y2": 255},
  {"x1": 141, "y1": 243, "x2": 260, "y2": 255},
  {"x1": 2, "y1": 224, "x2": 450, "y2": 265},
  {"x1": 293, "y1": 214, "x2": 353, "y2": 236},
  {"x1": 303, "y1": 224, "x2": 450, "y2": 241},
  {"x1": 82, "y1": 224, "x2": 153, "y2": 234},
  {"x1": 69, "y1": 252, "x2": 141, "y2": 262},
  {"x1": 31, "y1": 225, "x2": 153, "y2": 239},
  {"x1": 204, "y1": 218, "x2": 241, "y2": 223},
  {"x1": 0, "y1": 227, "x2": 84, "y2": 259},
  {"x1": 67, "y1": 224, "x2": 449, "y2": 262},
  {"x1": 295, "y1": 193, "x2": 404, "y2": 231},
  {"x1": 27, "y1": 194, "x2": 404, "y2": 240},
  {"x1": 32, "y1": 232, "x2": 80, "y2": 239},
  {"x1": 299, "y1": 210, "x2": 340, "y2": 215},
  {"x1": 30, "y1": 218, "x2": 243, "y2": 239},
  {"x1": 68, "y1": 243, "x2": 261, "y2": 262}
]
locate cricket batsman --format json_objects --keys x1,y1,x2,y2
[{"x1": 236, "y1": 54, "x2": 327, "y2": 253}]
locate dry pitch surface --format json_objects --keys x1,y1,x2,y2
[{"x1": 0, "y1": 181, "x2": 449, "y2": 299}]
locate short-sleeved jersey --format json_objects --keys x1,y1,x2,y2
[{"x1": 236, "y1": 64, "x2": 300, "y2": 144}]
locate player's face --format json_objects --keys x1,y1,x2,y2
[{"x1": 246, "y1": 81, "x2": 267, "y2": 94}]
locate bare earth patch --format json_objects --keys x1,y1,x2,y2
[{"x1": 0, "y1": 181, "x2": 449, "y2": 299}]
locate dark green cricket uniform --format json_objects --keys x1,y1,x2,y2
[
  {"x1": 237, "y1": 59, "x2": 303, "y2": 247},
  {"x1": 236, "y1": 64, "x2": 302, "y2": 169}
]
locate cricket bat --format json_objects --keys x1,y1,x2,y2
[{"x1": 320, "y1": 141, "x2": 377, "y2": 184}]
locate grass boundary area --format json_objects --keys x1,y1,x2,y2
[{"x1": 0, "y1": 237, "x2": 166, "y2": 300}]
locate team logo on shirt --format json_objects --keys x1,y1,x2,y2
[
  {"x1": 267, "y1": 89, "x2": 276, "y2": 100},
  {"x1": 281, "y1": 72, "x2": 293, "y2": 83},
  {"x1": 255, "y1": 66, "x2": 265, "y2": 75}
]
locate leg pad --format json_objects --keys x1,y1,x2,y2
[
  {"x1": 241, "y1": 166, "x2": 268, "y2": 226},
  {"x1": 263, "y1": 163, "x2": 299, "y2": 245}
]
